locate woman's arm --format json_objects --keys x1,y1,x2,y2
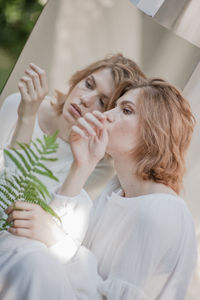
[
  {"x1": 5, "y1": 111, "x2": 108, "y2": 260},
  {"x1": 58, "y1": 111, "x2": 108, "y2": 197},
  {"x1": 8, "y1": 63, "x2": 48, "y2": 149}
]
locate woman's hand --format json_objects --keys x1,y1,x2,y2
[
  {"x1": 58, "y1": 111, "x2": 108, "y2": 197},
  {"x1": 70, "y1": 111, "x2": 108, "y2": 169},
  {"x1": 5, "y1": 201, "x2": 64, "y2": 247},
  {"x1": 17, "y1": 63, "x2": 48, "y2": 120}
]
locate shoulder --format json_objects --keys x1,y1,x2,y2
[{"x1": 137, "y1": 194, "x2": 195, "y2": 237}]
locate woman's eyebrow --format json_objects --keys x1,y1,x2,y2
[{"x1": 117, "y1": 99, "x2": 136, "y2": 107}]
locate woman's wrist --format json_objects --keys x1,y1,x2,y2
[
  {"x1": 58, "y1": 162, "x2": 95, "y2": 197},
  {"x1": 17, "y1": 114, "x2": 36, "y2": 125},
  {"x1": 8, "y1": 114, "x2": 36, "y2": 148}
]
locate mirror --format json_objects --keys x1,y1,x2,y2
[
  {"x1": 0, "y1": 0, "x2": 47, "y2": 93},
  {"x1": 0, "y1": 0, "x2": 199, "y2": 299}
]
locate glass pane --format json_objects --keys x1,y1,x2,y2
[{"x1": 0, "y1": 0, "x2": 47, "y2": 93}]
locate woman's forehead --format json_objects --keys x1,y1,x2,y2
[
  {"x1": 90, "y1": 68, "x2": 115, "y2": 98},
  {"x1": 119, "y1": 88, "x2": 141, "y2": 103}
]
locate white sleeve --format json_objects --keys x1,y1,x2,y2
[
  {"x1": 0, "y1": 93, "x2": 21, "y2": 149},
  {"x1": 48, "y1": 189, "x2": 93, "y2": 264}
]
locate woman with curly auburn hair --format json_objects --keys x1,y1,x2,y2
[
  {"x1": 2, "y1": 78, "x2": 196, "y2": 300},
  {"x1": 107, "y1": 78, "x2": 195, "y2": 194}
]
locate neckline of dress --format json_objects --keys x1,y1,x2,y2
[{"x1": 109, "y1": 189, "x2": 185, "y2": 207}]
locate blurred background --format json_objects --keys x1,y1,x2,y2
[{"x1": 0, "y1": 0, "x2": 47, "y2": 93}]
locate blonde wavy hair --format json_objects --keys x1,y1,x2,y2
[
  {"x1": 52, "y1": 53, "x2": 146, "y2": 114},
  {"x1": 109, "y1": 79, "x2": 195, "y2": 194}
]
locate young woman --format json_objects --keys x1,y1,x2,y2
[
  {"x1": 0, "y1": 78, "x2": 197, "y2": 300},
  {"x1": 0, "y1": 54, "x2": 146, "y2": 199}
]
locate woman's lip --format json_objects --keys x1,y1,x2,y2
[{"x1": 70, "y1": 104, "x2": 82, "y2": 118}]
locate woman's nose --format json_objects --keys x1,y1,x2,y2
[
  {"x1": 104, "y1": 108, "x2": 115, "y2": 122},
  {"x1": 80, "y1": 93, "x2": 95, "y2": 108}
]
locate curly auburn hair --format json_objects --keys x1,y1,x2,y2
[
  {"x1": 109, "y1": 78, "x2": 195, "y2": 194},
  {"x1": 51, "y1": 53, "x2": 146, "y2": 114}
]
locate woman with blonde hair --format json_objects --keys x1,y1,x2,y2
[{"x1": 1, "y1": 78, "x2": 197, "y2": 299}]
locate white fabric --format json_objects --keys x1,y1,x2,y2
[
  {"x1": 49, "y1": 189, "x2": 92, "y2": 263},
  {"x1": 0, "y1": 93, "x2": 114, "y2": 199},
  {"x1": 0, "y1": 92, "x2": 111, "y2": 297},
  {"x1": 0, "y1": 176, "x2": 197, "y2": 299}
]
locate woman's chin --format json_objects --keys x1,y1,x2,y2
[{"x1": 62, "y1": 111, "x2": 77, "y2": 126}]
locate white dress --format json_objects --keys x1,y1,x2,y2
[
  {"x1": 0, "y1": 176, "x2": 197, "y2": 300},
  {"x1": 0, "y1": 92, "x2": 113, "y2": 299}
]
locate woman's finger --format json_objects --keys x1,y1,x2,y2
[
  {"x1": 78, "y1": 117, "x2": 96, "y2": 136},
  {"x1": 25, "y1": 68, "x2": 41, "y2": 92},
  {"x1": 5, "y1": 201, "x2": 38, "y2": 214},
  {"x1": 8, "y1": 227, "x2": 31, "y2": 238},
  {"x1": 71, "y1": 125, "x2": 89, "y2": 139},
  {"x1": 7, "y1": 209, "x2": 32, "y2": 223},
  {"x1": 29, "y1": 63, "x2": 48, "y2": 90},
  {"x1": 99, "y1": 126, "x2": 108, "y2": 144},
  {"x1": 18, "y1": 81, "x2": 29, "y2": 99},
  {"x1": 84, "y1": 112, "x2": 104, "y2": 129},
  {"x1": 12, "y1": 219, "x2": 31, "y2": 229},
  {"x1": 20, "y1": 76, "x2": 36, "y2": 99},
  {"x1": 93, "y1": 110, "x2": 107, "y2": 121}
]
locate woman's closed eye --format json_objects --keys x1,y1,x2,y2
[
  {"x1": 85, "y1": 78, "x2": 93, "y2": 89},
  {"x1": 122, "y1": 106, "x2": 134, "y2": 115},
  {"x1": 99, "y1": 97, "x2": 105, "y2": 108}
]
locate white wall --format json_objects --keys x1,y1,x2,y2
[{"x1": 154, "y1": 0, "x2": 200, "y2": 48}]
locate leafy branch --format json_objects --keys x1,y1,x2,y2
[{"x1": 0, "y1": 132, "x2": 61, "y2": 230}]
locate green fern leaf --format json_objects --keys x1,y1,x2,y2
[
  {"x1": 41, "y1": 157, "x2": 58, "y2": 162},
  {"x1": 3, "y1": 150, "x2": 28, "y2": 176},
  {"x1": 0, "y1": 183, "x2": 18, "y2": 198},
  {"x1": 17, "y1": 142, "x2": 35, "y2": 165},
  {"x1": 33, "y1": 168, "x2": 59, "y2": 182},
  {"x1": 27, "y1": 145, "x2": 39, "y2": 161},
  {"x1": 0, "y1": 132, "x2": 61, "y2": 230},
  {"x1": 26, "y1": 175, "x2": 51, "y2": 199},
  {"x1": 5, "y1": 178, "x2": 20, "y2": 193},
  {"x1": 32, "y1": 141, "x2": 42, "y2": 155},
  {"x1": 36, "y1": 200, "x2": 61, "y2": 224}
]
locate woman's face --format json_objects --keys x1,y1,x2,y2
[
  {"x1": 62, "y1": 68, "x2": 115, "y2": 125},
  {"x1": 104, "y1": 88, "x2": 140, "y2": 157}
]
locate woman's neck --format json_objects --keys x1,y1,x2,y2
[
  {"x1": 113, "y1": 155, "x2": 177, "y2": 198},
  {"x1": 38, "y1": 98, "x2": 71, "y2": 142}
]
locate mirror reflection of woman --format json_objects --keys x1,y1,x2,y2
[
  {"x1": 0, "y1": 54, "x2": 146, "y2": 199},
  {"x1": 1, "y1": 78, "x2": 197, "y2": 300}
]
